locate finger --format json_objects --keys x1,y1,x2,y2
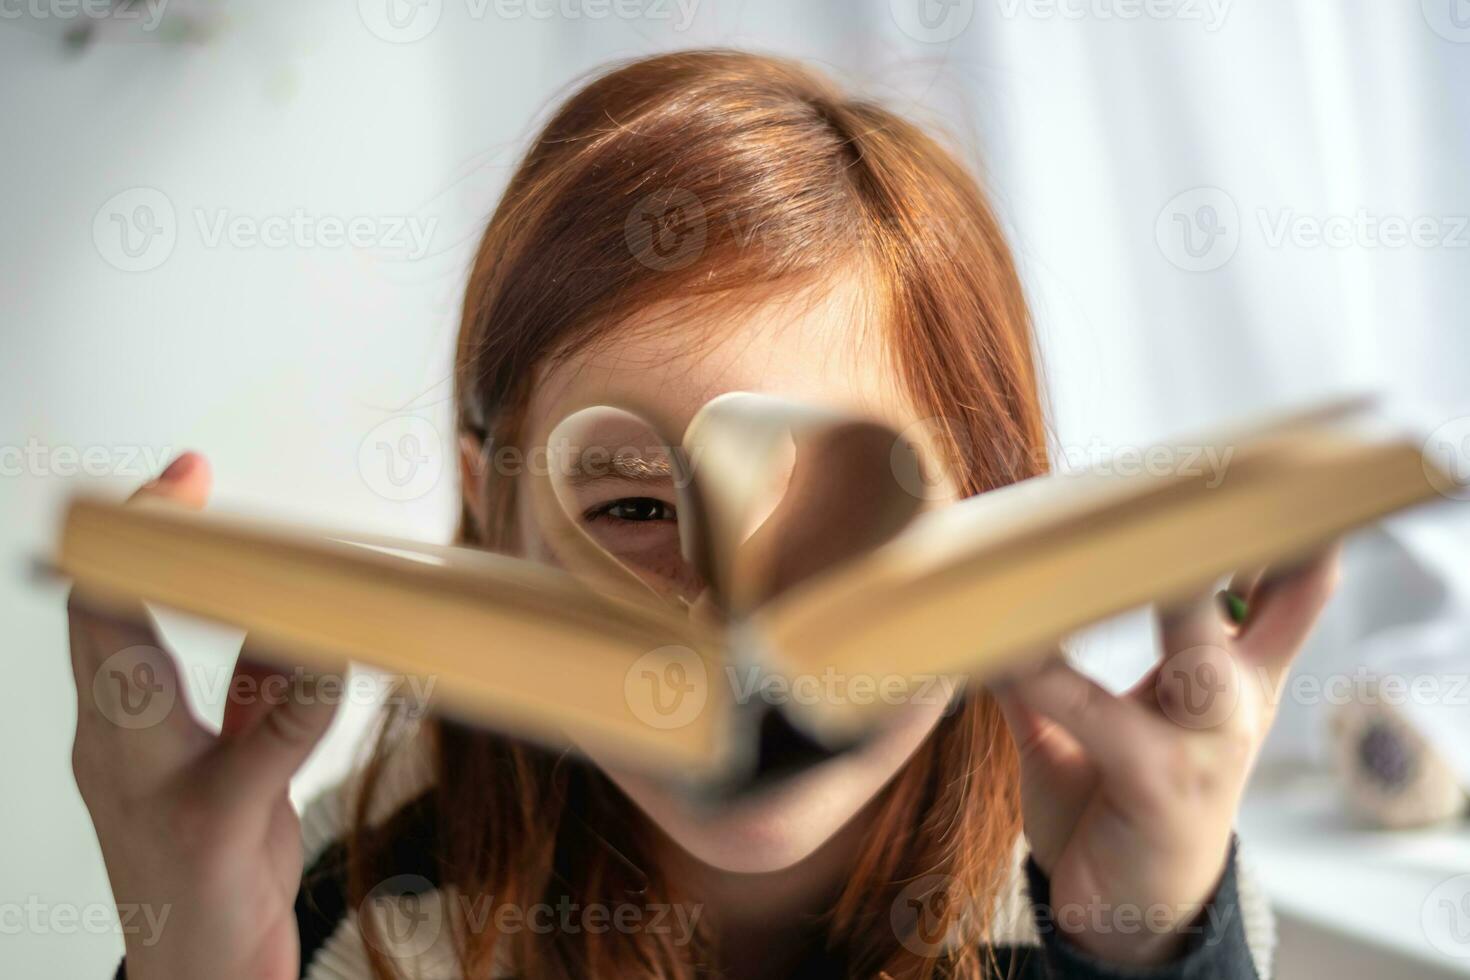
[
  {"x1": 991, "y1": 681, "x2": 1046, "y2": 745},
  {"x1": 204, "y1": 671, "x2": 340, "y2": 809},
  {"x1": 990, "y1": 682, "x2": 1096, "y2": 867},
  {"x1": 130, "y1": 451, "x2": 212, "y2": 508},
  {"x1": 1237, "y1": 544, "x2": 1342, "y2": 692},
  {"x1": 1226, "y1": 567, "x2": 1267, "y2": 598},
  {"x1": 991, "y1": 682, "x2": 1081, "y2": 765},
  {"x1": 1159, "y1": 589, "x2": 1230, "y2": 656},
  {"x1": 1220, "y1": 567, "x2": 1267, "y2": 635},
  {"x1": 221, "y1": 652, "x2": 291, "y2": 738},
  {"x1": 991, "y1": 682, "x2": 1097, "y2": 805},
  {"x1": 1002, "y1": 659, "x2": 1162, "y2": 780},
  {"x1": 1122, "y1": 656, "x2": 1164, "y2": 705},
  {"x1": 1153, "y1": 591, "x2": 1254, "y2": 733}
]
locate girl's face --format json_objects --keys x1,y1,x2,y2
[{"x1": 509, "y1": 278, "x2": 955, "y2": 874}]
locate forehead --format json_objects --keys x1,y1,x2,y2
[{"x1": 522, "y1": 277, "x2": 914, "y2": 446}]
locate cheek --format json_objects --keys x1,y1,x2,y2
[{"x1": 580, "y1": 697, "x2": 953, "y2": 873}]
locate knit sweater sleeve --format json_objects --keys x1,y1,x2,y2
[{"x1": 1013, "y1": 838, "x2": 1260, "y2": 980}]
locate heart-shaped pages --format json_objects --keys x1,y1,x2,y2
[{"x1": 528, "y1": 392, "x2": 931, "y2": 624}]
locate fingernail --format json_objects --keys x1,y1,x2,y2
[
  {"x1": 1218, "y1": 589, "x2": 1250, "y2": 626},
  {"x1": 158, "y1": 453, "x2": 197, "y2": 483}
]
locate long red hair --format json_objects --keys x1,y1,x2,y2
[{"x1": 351, "y1": 49, "x2": 1047, "y2": 979}]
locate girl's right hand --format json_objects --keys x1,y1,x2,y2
[{"x1": 67, "y1": 453, "x2": 339, "y2": 980}]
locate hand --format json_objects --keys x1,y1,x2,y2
[
  {"x1": 992, "y1": 547, "x2": 1341, "y2": 966},
  {"x1": 68, "y1": 453, "x2": 339, "y2": 980}
]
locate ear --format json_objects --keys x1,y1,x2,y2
[{"x1": 458, "y1": 432, "x2": 490, "y2": 536}]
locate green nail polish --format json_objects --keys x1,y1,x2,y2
[{"x1": 1221, "y1": 589, "x2": 1250, "y2": 626}]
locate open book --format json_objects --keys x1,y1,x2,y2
[{"x1": 55, "y1": 394, "x2": 1455, "y2": 791}]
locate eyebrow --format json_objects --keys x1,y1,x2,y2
[{"x1": 566, "y1": 451, "x2": 674, "y2": 487}]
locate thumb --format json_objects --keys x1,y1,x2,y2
[{"x1": 132, "y1": 451, "x2": 212, "y2": 509}]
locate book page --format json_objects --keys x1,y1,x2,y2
[{"x1": 679, "y1": 392, "x2": 925, "y2": 614}]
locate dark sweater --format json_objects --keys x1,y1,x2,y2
[{"x1": 116, "y1": 791, "x2": 1259, "y2": 979}]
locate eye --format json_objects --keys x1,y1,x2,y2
[{"x1": 584, "y1": 497, "x2": 677, "y2": 524}]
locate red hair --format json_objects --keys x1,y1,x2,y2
[{"x1": 352, "y1": 49, "x2": 1047, "y2": 979}]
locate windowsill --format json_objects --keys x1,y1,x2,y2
[{"x1": 1240, "y1": 762, "x2": 1470, "y2": 978}]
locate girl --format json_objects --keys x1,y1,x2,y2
[{"x1": 71, "y1": 50, "x2": 1335, "y2": 979}]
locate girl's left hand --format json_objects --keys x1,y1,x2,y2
[{"x1": 992, "y1": 545, "x2": 1342, "y2": 967}]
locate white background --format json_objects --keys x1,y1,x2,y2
[{"x1": 3, "y1": 1, "x2": 1469, "y2": 976}]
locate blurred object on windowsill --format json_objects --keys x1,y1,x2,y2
[{"x1": 1329, "y1": 621, "x2": 1470, "y2": 829}]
